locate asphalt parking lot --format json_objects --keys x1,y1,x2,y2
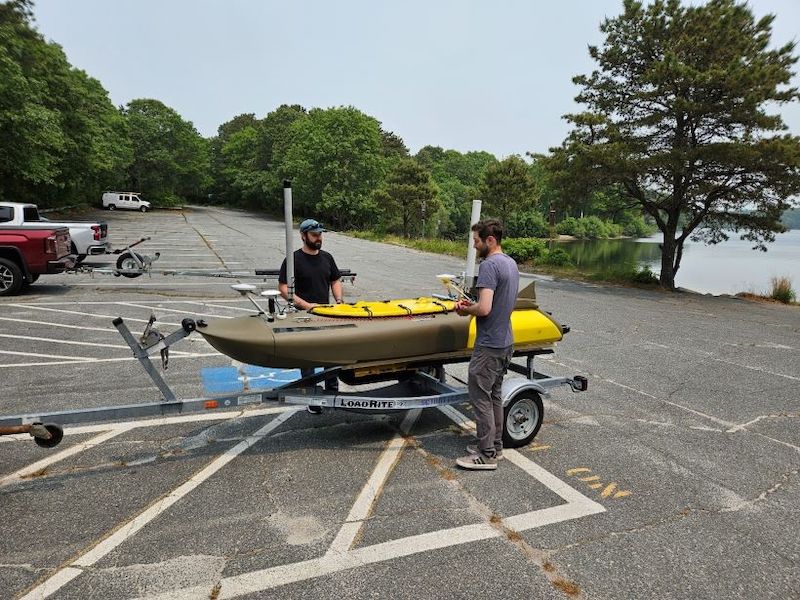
[{"x1": 1, "y1": 206, "x2": 798, "y2": 599}]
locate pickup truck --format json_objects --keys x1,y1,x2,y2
[
  {"x1": 0, "y1": 226, "x2": 75, "y2": 296},
  {"x1": 0, "y1": 202, "x2": 109, "y2": 262}
]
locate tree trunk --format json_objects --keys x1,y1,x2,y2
[{"x1": 659, "y1": 231, "x2": 677, "y2": 289}]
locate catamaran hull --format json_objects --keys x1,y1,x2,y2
[{"x1": 196, "y1": 307, "x2": 564, "y2": 370}]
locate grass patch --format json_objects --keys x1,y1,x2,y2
[
  {"x1": 345, "y1": 231, "x2": 466, "y2": 257},
  {"x1": 770, "y1": 276, "x2": 796, "y2": 304}
]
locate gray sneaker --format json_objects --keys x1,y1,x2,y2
[
  {"x1": 466, "y1": 444, "x2": 503, "y2": 460},
  {"x1": 456, "y1": 453, "x2": 497, "y2": 470}
]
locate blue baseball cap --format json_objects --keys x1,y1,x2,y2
[{"x1": 299, "y1": 219, "x2": 326, "y2": 233}]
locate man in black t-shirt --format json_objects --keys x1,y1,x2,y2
[{"x1": 278, "y1": 218, "x2": 343, "y2": 409}]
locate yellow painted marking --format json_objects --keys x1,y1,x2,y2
[
  {"x1": 566, "y1": 468, "x2": 591, "y2": 476},
  {"x1": 600, "y1": 483, "x2": 618, "y2": 498},
  {"x1": 613, "y1": 490, "x2": 632, "y2": 499},
  {"x1": 588, "y1": 483, "x2": 603, "y2": 489},
  {"x1": 529, "y1": 444, "x2": 551, "y2": 451},
  {"x1": 579, "y1": 475, "x2": 601, "y2": 482}
]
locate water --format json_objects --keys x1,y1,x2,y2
[{"x1": 557, "y1": 229, "x2": 800, "y2": 295}]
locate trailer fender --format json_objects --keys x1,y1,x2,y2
[{"x1": 501, "y1": 377, "x2": 548, "y2": 407}]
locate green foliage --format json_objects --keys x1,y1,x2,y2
[
  {"x1": 373, "y1": 158, "x2": 440, "y2": 237},
  {"x1": 502, "y1": 238, "x2": 547, "y2": 263},
  {"x1": 506, "y1": 210, "x2": 549, "y2": 238},
  {"x1": 555, "y1": 0, "x2": 800, "y2": 288},
  {"x1": 122, "y1": 99, "x2": 210, "y2": 205},
  {"x1": 542, "y1": 247, "x2": 573, "y2": 266},
  {"x1": 618, "y1": 214, "x2": 656, "y2": 237},
  {"x1": 631, "y1": 265, "x2": 659, "y2": 284},
  {"x1": 479, "y1": 155, "x2": 538, "y2": 223},
  {"x1": 770, "y1": 276, "x2": 796, "y2": 303},
  {"x1": 277, "y1": 106, "x2": 384, "y2": 229},
  {"x1": 0, "y1": 1, "x2": 131, "y2": 206},
  {"x1": 556, "y1": 216, "x2": 622, "y2": 239}
]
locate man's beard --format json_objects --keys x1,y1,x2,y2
[
  {"x1": 306, "y1": 240, "x2": 322, "y2": 251},
  {"x1": 477, "y1": 244, "x2": 489, "y2": 258}
]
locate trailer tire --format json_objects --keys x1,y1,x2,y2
[
  {"x1": 116, "y1": 251, "x2": 144, "y2": 278},
  {"x1": 108, "y1": 204, "x2": 116, "y2": 210},
  {"x1": 0, "y1": 257, "x2": 24, "y2": 296},
  {"x1": 502, "y1": 390, "x2": 543, "y2": 448}
]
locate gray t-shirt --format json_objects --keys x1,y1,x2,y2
[{"x1": 475, "y1": 252, "x2": 520, "y2": 348}]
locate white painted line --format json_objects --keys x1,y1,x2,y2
[
  {"x1": 325, "y1": 409, "x2": 421, "y2": 556},
  {"x1": 0, "y1": 406, "x2": 294, "y2": 444},
  {"x1": 11, "y1": 300, "x2": 249, "y2": 306},
  {"x1": 5, "y1": 304, "x2": 182, "y2": 327},
  {"x1": 117, "y1": 302, "x2": 232, "y2": 319},
  {"x1": 68, "y1": 282, "x2": 252, "y2": 288},
  {"x1": 0, "y1": 428, "x2": 133, "y2": 487},
  {"x1": 0, "y1": 334, "x2": 127, "y2": 350},
  {"x1": 0, "y1": 317, "x2": 112, "y2": 333},
  {"x1": 0, "y1": 352, "x2": 221, "y2": 369},
  {"x1": 0, "y1": 350, "x2": 88, "y2": 361},
  {"x1": 186, "y1": 302, "x2": 256, "y2": 313},
  {"x1": 218, "y1": 522, "x2": 500, "y2": 599},
  {"x1": 19, "y1": 409, "x2": 299, "y2": 600}
]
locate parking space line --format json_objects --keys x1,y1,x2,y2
[
  {"x1": 0, "y1": 352, "x2": 220, "y2": 369},
  {"x1": 0, "y1": 427, "x2": 133, "y2": 487},
  {"x1": 117, "y1": 302, "x2": 232, "y2": 319},
  {"x1": 0, "y1": 334, "x2": 127, "y2": 350},
  {"x1": 19, "y1": 409, "x2": 300, "y2": 600},
  {"x1": 326, "y1": 409, "x2": 421, "y2": 556},
  {"x1": 5, "y1": 304, "x2": 181, "y2": 327},
  {"x1": 0, "y1": 405, "x2": 293, "y2": 444},
  {"x1": 0, "y1": 317, "x2": 112, "y2": 333}
]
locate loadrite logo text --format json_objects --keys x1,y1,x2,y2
[{"x1": 338, "y1": 399, "x2": 397, "y2": 409}]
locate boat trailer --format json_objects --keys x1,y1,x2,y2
[
  {"x1": 0, "y1": 313, "x2": 587, "y2": 450},
  {"x1": 68, "y1": 237, "x2": 358, "y2": 283}
]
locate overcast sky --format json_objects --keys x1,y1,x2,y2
[{"x1": 31, "y1": 0, "x2": 800, "y2": 158}]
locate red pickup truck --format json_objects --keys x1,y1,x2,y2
[{"x1": 0, "y1": 226, "x2": 75, "y2": 296}]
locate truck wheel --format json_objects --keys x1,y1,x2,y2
[
  {"x1": 502, "y1": 390, "x2": 544, "y2": 448},
  {"x1": 0, "y1": 258, "x2": 24, "y2": 296},
  {"x1": 70, "y1": 242, "x2": 86, "y2": 264},
  {"x1": 116, "y1": 251, "x2": 144, "y2": 278},
  {"x1": 108, "y1": 204, "x2": 116, "y2": 210},
  {"x1": 140, "y1": 205, "x2": 148, "y2": 213}
]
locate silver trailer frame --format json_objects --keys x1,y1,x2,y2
[{"x1": 0, "y1": 315, "x2": 587, "y2": 449}]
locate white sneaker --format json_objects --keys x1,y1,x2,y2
[
  {"x1": 456, "y1": 453, "x2": 498, "y2": 470},
  {"x1": 466, "y1": 444, "x2": 503, "y2": 460}
]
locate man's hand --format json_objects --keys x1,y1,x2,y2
[{"x1": 454, "y1": 299, "x2": 473, "y2": 316}]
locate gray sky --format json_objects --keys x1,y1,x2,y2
[{"x1": 31, "y1": 0, "x2": 800, "y2": 158}]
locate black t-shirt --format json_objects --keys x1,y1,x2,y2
[{"x1": 278, "y1": 249, "x2": 341, "y2": 304}]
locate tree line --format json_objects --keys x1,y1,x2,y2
[{"x1": 2, "y1": 0, "x2": 798, "y2": 288}]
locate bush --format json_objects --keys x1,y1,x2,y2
[
  {"x1": 555, "y1": 216, "x2": 624, "y2": 239},
  {"x1": 770, "y1": 276, "x2": 796, "y2": 304},
  {"x1": 506, "y1": 210, "x2": 549, "y2": 238},
  {"x1": 631, "y1": 265, "x2": 659, "y2": 284},
  {"x1": 542, "y1": 247, "x2": 573, "y2": 266},
  {"x1": 503, "y1": 238, "x2": 547, "y2": 263},
  {"x1": 619, "y1": 215, "x2": 656, "y2": 238}
]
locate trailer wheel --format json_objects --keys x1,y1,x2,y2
[
  {"x1": 116, "y1": 251, "x2": 144, "y2": 278},
  {"x1": 0, "y1": 257, "x2": 24, "y2": 296},
  {"x1": 34, "y1": 423, "x2": 64, "y2": 448},
  {"x1": 502, "y1": 390, "x2": 544, "y2": 448},
  {"x1": 108, "y1": 204, "x2": 116, "y2": 210}
]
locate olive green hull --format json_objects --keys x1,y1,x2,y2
[{"x1": 196, "y1": 307, "x2": 564, "y2": 370}]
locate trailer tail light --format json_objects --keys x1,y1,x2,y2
[
  {"x1": 44, "y1": 235, "x2": 57, "y2": 255},
  {"x1": 92, "y1": 225, "x2": 102, "y2": 241}
]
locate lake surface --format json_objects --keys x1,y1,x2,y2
[{"x1": 557, "y1": 229, "x2": 800, "y2": 296}]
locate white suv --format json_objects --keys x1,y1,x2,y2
[{"x1": 102, "y1": 191, "x2": 151, "y2": 212}]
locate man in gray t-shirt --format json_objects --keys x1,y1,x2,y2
[{"x1": 454, "y1": 219, "x2": 520, "y2": 471}]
